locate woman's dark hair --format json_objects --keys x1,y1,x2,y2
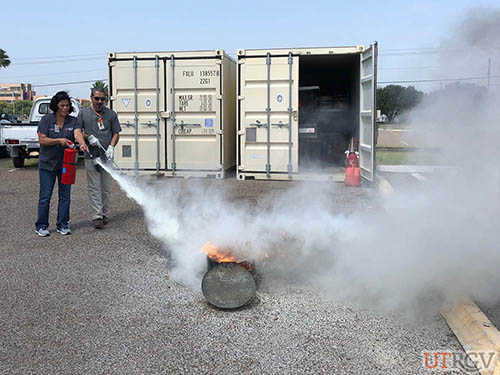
[{"x1": 49, "y1": 91, "x2": 74, "y2": 114}]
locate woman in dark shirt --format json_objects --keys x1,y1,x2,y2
[{"x1": 35, "y1": 91, "x2": 87, "y2": 236}]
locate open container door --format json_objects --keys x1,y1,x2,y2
[{"x1": 359, "y1": 42, "x2": 378, "y2": 182}]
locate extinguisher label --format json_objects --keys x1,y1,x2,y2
[{"x1": 62, "y1": 168, "x2": 66, "y2": 174}]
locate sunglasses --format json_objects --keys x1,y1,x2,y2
[{"x1": 93, "y1": 97, "x2": 106, "y2": 102}]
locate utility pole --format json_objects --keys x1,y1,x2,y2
[{"x1": 21, "y1": 83, "x2": 25, "y2": 121}]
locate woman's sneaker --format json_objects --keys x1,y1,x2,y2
[
  {"x1": 35, "y1": 228, "x2": 50, "y2": 237},
  {"x1": 56, "y1": 227, "x2": 72, "y2": 235}
]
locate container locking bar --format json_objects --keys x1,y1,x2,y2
[
  {"x1": 155, "y1": 55, "x2": 160, "y2": 173},
  {"x1": 175, "y1": 120, "x2": 201, "y2": 129},
  {"x1": 140, "y1": 121, "x2": 158, "y2": 127},
  {"x1": 170, "y1": 55, "x2": 176, "y2": 172},
  {"x1": 249, "y1": 120, "x2": 267, "y2": 128},
  {"x1": 287, "y1": 52, "x2": 293, "y2": 175},
  {"x1": 272, "y1": 121, "x2": 289, "y2": 128},
  {"x1": 120, "y1": 121, "x2": 135, "y2": 128},
  {"x1": 133, "y1": 56, "x2": 139, "y2": 173},
  {"x1": 266, "y1": 53, "x2": 271, "y2": 176}
]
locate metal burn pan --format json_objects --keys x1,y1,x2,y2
[{"x1": 201, "y1": 260, "x2": 256, "y2": 309}]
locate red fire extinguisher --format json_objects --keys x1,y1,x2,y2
[
  {"x1": 62, "y1": 142, "x2": 78, "y2": 185},
  {"x1": 345, "y1": 138, "x2": 360, "y2": 187}
]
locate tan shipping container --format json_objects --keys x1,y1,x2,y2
[
  {"x1": 108, "y1": 50, "x2": 236, "y2": 178},
  {"x1": 236, "y1": 44, "x2": 378, "y2": 182}
]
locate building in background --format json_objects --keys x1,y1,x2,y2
[{"x1": 0, "y1": 83, "x2": 36, "y2": 101}]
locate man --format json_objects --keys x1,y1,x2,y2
[{"x1": 75, "y1": 88, "x2": 121, "y2": 229}]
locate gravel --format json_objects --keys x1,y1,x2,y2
[{"x1": 0, "y1": 160, "x2": 468, "y2": 374}]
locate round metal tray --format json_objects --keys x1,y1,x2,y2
[{"x1": 201, "y1": 262, "x2": 256, "y2": 309}]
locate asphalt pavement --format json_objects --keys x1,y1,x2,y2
[{"x1": 0, "y1": 160, "x2": 468, "y2": 374}]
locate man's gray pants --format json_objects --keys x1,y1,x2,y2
[{"x1": 85, "y1": 159, "x2": 112, "y2": 220}]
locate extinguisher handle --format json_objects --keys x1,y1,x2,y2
[{"x1": 66, "y1": 140, "x2": 77, "y2": 149}]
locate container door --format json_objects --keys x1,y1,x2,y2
[
  {"x1": 239, "y1": 53, "x2": 299, "y2": 174},
  {"x1": 166, "y1": 58, "x2": 221, "y2": 171},
  {"x1": 359, "y1": 43, "x2": 378, "y2": 182},
  {"x1": 110, "y1": 57, "x2": 165, "y2": 170}
]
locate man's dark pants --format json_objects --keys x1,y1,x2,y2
[{"x1": 35, "y1": 168, "x2": 71, "y2": 230}]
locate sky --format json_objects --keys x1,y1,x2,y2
[{"x1": 1, "y1": 0, "x2": 499, "y2": 98}]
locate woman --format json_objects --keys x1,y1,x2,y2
[{"x1": 35, "y1": 91, "x2": 88, "y2": 236}]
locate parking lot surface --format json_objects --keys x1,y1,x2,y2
[{"x1": 0, "y1": 161, "x2": 467, "y2": 374}]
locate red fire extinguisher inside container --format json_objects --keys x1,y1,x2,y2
[
  {"x1": 62, "y1": 143, "x2": 78, "y2": 185},
  {"x1": 345, "y1": 138, "x2": 361, "y2": 187}
]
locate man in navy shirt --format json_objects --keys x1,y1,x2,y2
[{"x1": 35, "y1": 91, "x2": 87, "y2": 236}]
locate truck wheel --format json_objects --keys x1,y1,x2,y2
[{"x1": 13, "y1": 156, "x2": 25, "y2": 168}]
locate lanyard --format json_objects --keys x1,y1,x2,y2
[{"x1": 91, "y1": 106, "x2": 104, "y2": 127}]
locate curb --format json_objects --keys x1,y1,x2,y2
[{"x1": 442, "y1": 299, "x2": 500, "y2": 375}]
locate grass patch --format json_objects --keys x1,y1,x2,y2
[{"x1": 376, "y1": 149, "x2": 440, "y2": 165}]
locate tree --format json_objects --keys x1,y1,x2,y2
[
  {"x1": 14, "y1": 100, "x2": 34, "y2": 119},
  {"x1": 377, "y1": 85, "x2": 424, "y2": 122},
  {"x1": 91, "y1": 80, "x2": 108, "y2": 97},
  {"x1": 0, "y1": 100, "x2": 33, "y2": 120},
  {"x1": 0, "y1": 49, "x2": 10, "y2": 69}
]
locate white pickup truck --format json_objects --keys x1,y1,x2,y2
[{"x1": 0, "y1": 97, "x2": 82, "y2": 167}]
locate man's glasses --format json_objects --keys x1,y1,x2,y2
[{"x1": 93, "y1": 97, "x2": 106, "y2": 102}]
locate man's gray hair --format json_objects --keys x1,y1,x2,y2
[{"x1": 90, "y1": 87, "x2": 106, "y2": 97}]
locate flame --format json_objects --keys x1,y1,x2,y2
[
  {"x1": 201, "y1": 242, "x2": 255, "y2": 271},
  {"x1": 201, "y1": 242, "x2": 238, "y2": 263}
]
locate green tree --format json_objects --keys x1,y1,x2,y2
[
  {"x1": 0, "y1": 100, "x2": 33, "y2": 120},
  {"x1": 14, "y1": 100, "x2": 34, "y2": 119},
  {"x1": 0, "y1": 49, "x2": 10, "y2": 69},
  {"x1": 377, "y1": 85, "x2": 423, "y2": 122},
  {"x1": 0, "y1": 102, "x2": 14, "y2": 116},
  {"x1": 91, "y1": 80, "x2": 108, "y2": 97}
]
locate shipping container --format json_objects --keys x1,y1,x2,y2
[
  {"x1": 108, "y1": 50, "x2": 237, "y2": 178},
  {"x1": 236, "y1": 44, "x2": 377, "y2": 182}
]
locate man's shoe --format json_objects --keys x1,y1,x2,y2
[
  {"x1": 93, "y1": 218, "x2": 104, "y2": 229},
  {"x1": 35, "y1": 228, "x2": 50, "y2": 237},
  {"x1": 56, "y1": 227, "x2": 72, "y2": 235},
  {"x1": 103, "y1": 216, "x2": 109, "y2": 225}
]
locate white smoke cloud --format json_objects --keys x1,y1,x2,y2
[{"x1": 97, "y1": 7, "x2": 500, "y2": 315}]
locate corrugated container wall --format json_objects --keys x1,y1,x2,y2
[
  {"x1": 108, "y1": 50, "x2": 237, "y2": 178},
  {"x1": 236, "y1": 44, "x2": 377, "y2": 182}
]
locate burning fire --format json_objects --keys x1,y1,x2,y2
[
  {"x1": 201, "y1": 242, "x2": 255, "y2": 271},
  {"x1": 201, "y1": 242, "x2": 239, "y2": 263}
]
